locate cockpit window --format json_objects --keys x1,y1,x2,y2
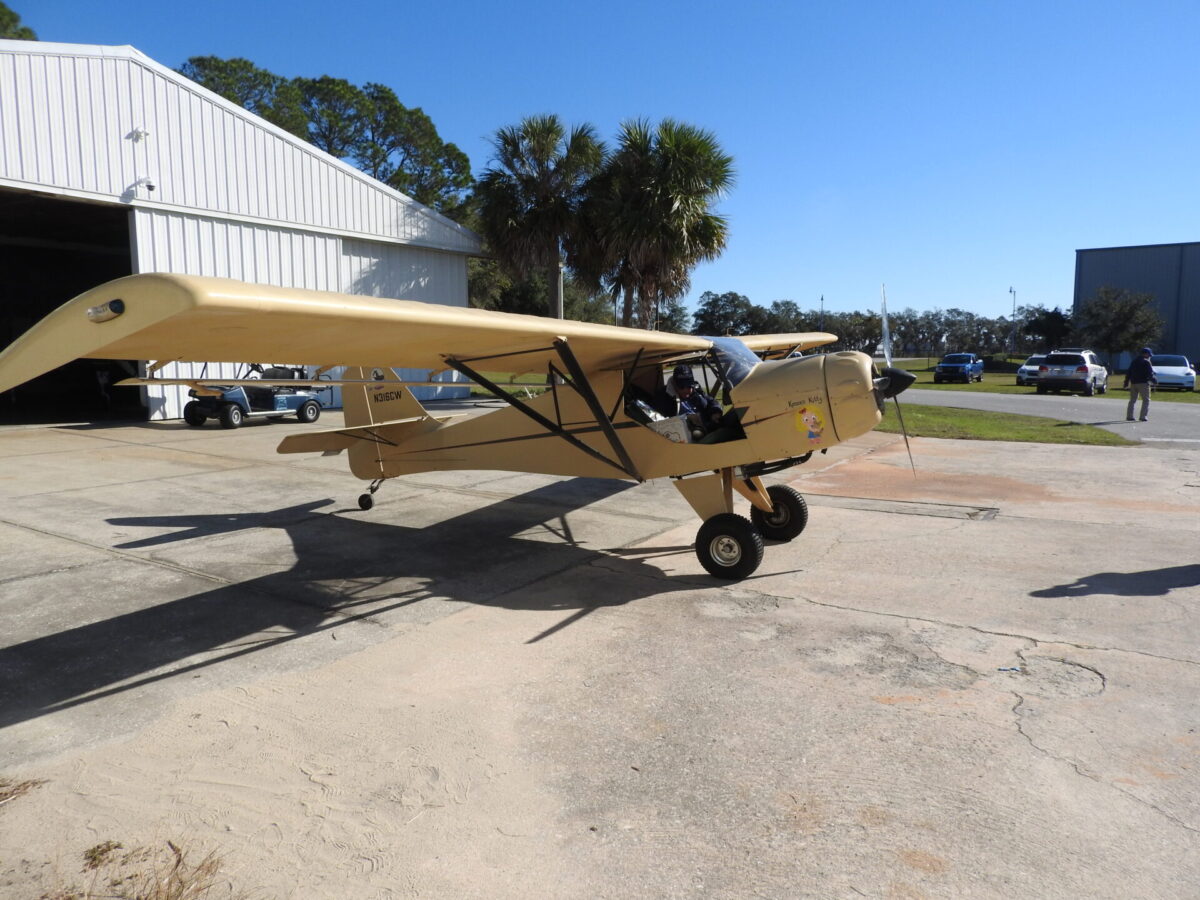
[{"x1": 708, "y1": 337, "x2": 761, "y2": 389}]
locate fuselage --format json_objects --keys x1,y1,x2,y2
[{"x1": 349, "y1": 349, "x2": 884, "y2": 483}]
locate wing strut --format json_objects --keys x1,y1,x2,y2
[
  {"x1": 551, "y1": 339, "x2": 641, "y2": 481},
  {"x1": 444, "y1": 348, "x2": 642, "y2": 482}
]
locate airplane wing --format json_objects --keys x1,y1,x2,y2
[{"x1": 0, "y1": 273, "x2": 838, "y2": 392}]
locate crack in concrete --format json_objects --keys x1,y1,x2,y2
[
  {"x1": 794, "y1": 592, "x2": 1200, "y2": 669},
  {"x1": 1010, "y1": 692, "x2": 1200, "y2": 835},
  {"x1": 1016, "y1": 648, "x2": 1109, "y2": 695}
]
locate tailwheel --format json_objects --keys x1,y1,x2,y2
[
  {"x1": 749, "y1": 485, "x2": 809, "y2": 542},
  {"x1": 358, "y1": 477, "x2": 385, "y2": 510},
  {"x1": 696, "y1": 513, "x2": 764, "y2": 580}
]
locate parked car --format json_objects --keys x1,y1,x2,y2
[
  {"x1": 1149, "y1": 354, "x2": 1195, "y2": 391},
  {"x1": 183, "y1": 365, "x2": 323, "y2": 428},
  {"x1": 1036, "y1": 350, "x2": 1108, "y2": 396},
  {"x1": 1016, "y1": 354, "x2": 1046, "y2": 386},
  {"x1": 933, "y1": 353, "x2": 984, "y2": 384}
]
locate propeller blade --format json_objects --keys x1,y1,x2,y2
[
  {"x1": 891, "y1": 396, "x2": 917, "y2": 478},
  {"x1": 880, "y1": 284, "x2": 893, "y2": 368}
]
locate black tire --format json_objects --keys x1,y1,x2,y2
[
  {"x1": 1098, "y1": 380, "x2": 1107, "y2": 395},
  {"x1": 695, "y1": 513, "x2": 764, "y2": 580},
  {"x1": 358, "y1": 493, "x2": 374, "y2": 511},
  {"x1": 183, "y1": 401, "x2": 207, "y2": 427},
  {"x1": 219, "y1": 404, "x2": 243, "y2": 429},
  {"x1": 297, "y1": 400, "x2": 321, "y2": 423},
  {"x1": 750, "y1": 485, "x2": 809, "y2": 542},
  {"x1": 1082, "y1": 380, "x2": 1095, "y2": 396},
  {"x1": 1036, "y1": 385, "x2": 1046, "y2": 394}
]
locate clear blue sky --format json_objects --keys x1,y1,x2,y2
[{"x1": 21, "y1": 0, "x2": 1200, "y2": 319}]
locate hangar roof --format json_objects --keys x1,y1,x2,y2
[{"x1": 0, "y1": 39, "x2": 482, "y2": 256}]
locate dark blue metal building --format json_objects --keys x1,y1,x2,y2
[{"x1": 1074, "y1": 242, "x2": 1200, "y2": 360}]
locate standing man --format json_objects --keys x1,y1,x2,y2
[{"x1": 1124, "y1": 347, "x2": 1157, "y2": 422}]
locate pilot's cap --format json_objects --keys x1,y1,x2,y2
[{"x1": 672, "y1": 364, "x2": 697, "y2": 387}]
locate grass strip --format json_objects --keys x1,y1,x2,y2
[{"x1": 875, "y1": 403, "x2": 1138, "y2": 446}]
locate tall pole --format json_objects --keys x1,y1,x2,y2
[
  {"x1": 819, "y1": 295, "x2": 825, "y2": 331},
  {"x1": 1009, "y1": 286, "x2": 1017, "y2": 357}
]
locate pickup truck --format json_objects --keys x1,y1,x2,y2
[{"x1": 933, "y1": 353, "x2": 984, "y2": 384}]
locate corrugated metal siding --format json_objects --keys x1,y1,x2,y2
[
  {"x1": 131, "y1": 209, "x2": 470, "y2": 418},
  {"x1": 1074, "y1": 244, "x2": 1200, "y2": 356},
  {"x1": 0, "y1": 41, "x2": 481, "y2": 255},
  {"x1": 0, "y1": 39, "x2": 480, "y2": 420},
  {"x1": 1177, "y1": 246, "x2": 1200, "y2": 359}
]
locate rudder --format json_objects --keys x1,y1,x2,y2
[{"x1": 341, "y1": 366, "x2": 429, "y2": 426}]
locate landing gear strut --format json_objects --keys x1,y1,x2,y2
[{"x1": 676, "y1": 468, "x2": 813, "y2": 580}]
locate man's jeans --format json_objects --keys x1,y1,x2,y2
[{"x1": 1127, "y1": 383, "x2": 1151, "y2": 420}]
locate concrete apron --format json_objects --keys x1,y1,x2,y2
[{"x1": 0, "y1": 415, "x2": 1198, "y2": 899}]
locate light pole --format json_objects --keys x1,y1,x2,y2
[{"x1": 1008, "y1": 286, "x2": 1017, "y2": 357}]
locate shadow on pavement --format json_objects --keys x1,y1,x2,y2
[
  {"x1": 0, "y1": 479, "x2": 703, "y2": 729},
  {"x1": 1030, "y1": 564, "x2": 1200, "y2": 598}
]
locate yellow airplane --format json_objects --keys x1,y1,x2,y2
[{"x1": 0, "y1": 273, "x2": 914, "y2": 579}]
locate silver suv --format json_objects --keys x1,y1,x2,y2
[{"x1": 1036, "y1": 349, "x2": 1108, "y2": 396}]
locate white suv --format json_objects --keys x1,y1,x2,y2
[{"x1": 1036, "y1": 349, "x2": 1108, "y2": 396}]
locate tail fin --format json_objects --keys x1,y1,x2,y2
[
  {"x1": 275, "y1": 367, "x2": 440, "y2": 480},
  {"x1": 342, "y1": 366, "x2": 429, "y2": 426}
]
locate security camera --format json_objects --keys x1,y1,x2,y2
[{"x1": 145, "y1": 180, "x2": 155, "y2": 192}]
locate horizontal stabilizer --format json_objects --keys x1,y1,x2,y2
[{"x1": 275, "y1": 414, "x2": 461, "y2": 455}]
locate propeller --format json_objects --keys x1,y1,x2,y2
[{"x1": 874, "y1": 284, "x2": 917, "y2": 476}]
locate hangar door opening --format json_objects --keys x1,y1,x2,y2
[{"x1": 0, "y1": 189, "x2": 141, "y2": 423}]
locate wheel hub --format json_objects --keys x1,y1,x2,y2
[
  {"x1": 709, "y1": 535, "x2": 743, "y2": 567},
  {"x1": 764, "y1": 504, "x2": 789, "y2": 528}
]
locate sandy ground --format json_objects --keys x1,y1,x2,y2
[{"x1": 1, "y1": 421, "x2": 1198, "y2": 898}]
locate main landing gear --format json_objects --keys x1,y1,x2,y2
[{"x1": 678, "y1": 474, "x2": 810, "y2": 580}]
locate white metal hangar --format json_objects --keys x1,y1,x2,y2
[{"x1": 0, "y1": 39, "x2": 482, "y2": 423}]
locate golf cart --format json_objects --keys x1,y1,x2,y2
[{"x1": 182, "y1": 364, "x2": 322, "y2": 428}]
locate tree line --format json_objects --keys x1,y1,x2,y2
[{"x1": 692, "y1": 287, "x2": 1162, "y2": 362}]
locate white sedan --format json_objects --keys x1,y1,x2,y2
[{"x1": 1152, "y1": 355, "x2": 1196, "y2": 391}]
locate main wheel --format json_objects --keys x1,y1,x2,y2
[
  {"x1": 183, "y1": 401, "x2": 206, "y2": 427},
  {"x1": 358, "y1": 493, "x2": 374, "y2": 510},
  {"x1": 297, "y1": 400, "x2": 321, "y2": 423},
  {"x1": 695, "y1": 513, "x2": 764, "y2": 580},
  {"x1": 219, "y1": 404, "x2": 243, "y2": 429},
  {"x1": 750, "y1": 485, "x2": 809, "y2": 542},
  {"x1": 1082, "y1": 379, "x2": 1095, "y2": 396}
]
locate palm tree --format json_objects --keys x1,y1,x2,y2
[
  {"x1": 476, "y1": 115, "x2": 603, "y2": 319},
  {"x1": 573, "y1": 119, "x2": 733, "y2": 328}
]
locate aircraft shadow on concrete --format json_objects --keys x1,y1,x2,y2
[
  {"x1": 1030, "y1": 564, "x2": 1200, "y2": 599},
  {"x1": 0, "y1": 479, "x2": 702, "y2": 730}
]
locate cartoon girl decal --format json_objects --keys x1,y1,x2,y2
[{"x1": 796, "y1": 406, "x2": 825, "y2": 444}]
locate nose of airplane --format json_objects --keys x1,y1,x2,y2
[{"x1": 874, "y1": 366, "x2": 916, "y2": 399}]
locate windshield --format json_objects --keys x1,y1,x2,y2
[
  {"x1": 707, "y1": 337, "x2": 761, "y2": 388},
  {"x1": 1153, "y1": 355, "x2": 1189, "y2": 367},
  {"x1": 942, "y1": 354, "x2": 973, "y2": 364},
  {"x1": 1023, "y1": 356, "x2": 1045, "y2": 366}
]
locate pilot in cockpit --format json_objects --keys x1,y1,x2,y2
[{"x1": 652, "y1": 364, "x2": 737, "y2": 443}]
